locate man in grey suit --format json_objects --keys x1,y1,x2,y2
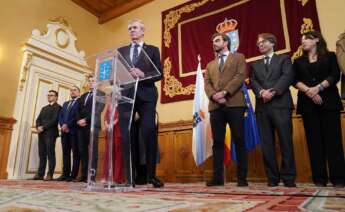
[{"x1": 250, "y1": 33, "x2": 296, "y2": 187}]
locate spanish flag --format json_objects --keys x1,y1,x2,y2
[{"x1": 224, "y1": 125, "x2": 232, "y2": 165}]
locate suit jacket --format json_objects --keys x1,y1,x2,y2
[
  {"x1": 59, "y1": 98, "x2": 79, "y2": 135},
  {"x1": 76, "y1": 91, "x2": 105, "y2": 128},
  {"x1": 204, "y1": 52, "x2": 246, "y2": 112},
  {"x1": 293, "y1": 52, "x2": 343, "y2": 113},
  {"x1": 36, "y1": 102, "x2": 62, "y2": 138},
  {"x1": 117, "y1": 44, "x2": 162, "y2": 84},
  {"x1": 336, "y1": 32, "x2": 345, "y2": 98},
  {"x1": 250, "y1": 53, "x2": 294, "y2": 112},
  {"x1": 117, "y1": 44, "x2": 162, "y2": 102}
]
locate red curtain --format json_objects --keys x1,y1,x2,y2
[{"x1": 160, "y1": 0, "x2": 320, "y2": 103}]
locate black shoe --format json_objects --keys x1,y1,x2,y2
[
  {"x1": 56, "y1": 175, "x2": 69, "y2": 181},
  {"x1": 31, "y1": 175, "x2": 44, "y2": 180},
  {"x1": 284, "y1": 182, "x2": 296, "y2": 188},
  {"x1": 44, "y1": 175, "x2": 54, "y2": 181},
  {"x1": 237, "y1": 181, "x2": 248, "y2": 187},
  {"x1": 148, "y1": 177, "x2": 164, "y2": 188},
  {"x1": 267, "y1": 182, "x2": 279, "y2": 187},
  {"x1": 314, "y1": 182, "x2": 327, "y2": 187},
  {"x1": 73, "y1": 177, "x2": 87, "y2": 183},
  {"x1": 332, "y1": 183, "x2": 344, "y2": 188},
  {"x1": 135, "y1": 178, "x2": 147, "y2": 185},
  {"x1": 206, "y1": 180, "x2": 224, "y2": 187},
  {"x1": 66, "y1": 177, "x2": 74, "y2": 182}
]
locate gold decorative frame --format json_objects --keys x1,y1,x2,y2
[
  {"x1": 163, "y1": 57, "x2": 195, "y2": 97},
  {"x1": 162, "y1": 0, "x2": 291, "y2": 97},
  {"x1": 298, "y1": 0, "x2": 309, "y2": 6},
  {"x1": 292, "y1": 18, "x2": 314, "y2": 61},
  {"x1": 163, "y1": 0, "x2": 213, "y2": 48}
]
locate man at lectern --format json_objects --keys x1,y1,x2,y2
[{"x1": 117, "y1": 18, "x2": 163, "y2": 188}]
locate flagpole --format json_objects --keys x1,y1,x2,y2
[{"x1": 223, "y1": 165, "x2": 227, "y2": 185}]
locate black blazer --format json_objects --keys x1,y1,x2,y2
[
  {"x1": 250, "y1": 54, "x2": 294, "y2": 111},
  {"x1": 118, "y1": 44, "x2": 162, "y2": 84},
  {"x1": 36, "y1": 102, "x2": 62, "y2": 138},
  {"x1": 76, "y1": 91, "x2": 104, "y2": 128},
  {"x1": 293, "y1": 52, "x2": 343, "y2": 113},
  {"x1": 118, "y1": 43, "x2": 162, "y2": 102}
]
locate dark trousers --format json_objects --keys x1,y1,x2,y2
[
  {"x1": 135, "y1": 99, "x2": 158, "y2": 180},
  {"x1": 61, "y1": 133, "x2": 80, "y2": 178},
  {"x1": 256, "y1": 107, "x2": 296, "y2": 184},
  {"x1": 210, "y1": 106, "x2": 247, "y2": 182},
  {"x1": 37, "y1": 134, "x2": 57, "y2": 177},
  {"x1": 77, "y1": 127, "x2": 99, "y2": 180},
  {"x1": 302, "y1": 110, "x2": 345, "y2": 185}
]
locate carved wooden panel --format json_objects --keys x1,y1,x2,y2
[
  {"x1": 155, "y1": 112, "x2": 345, "y2": 183},
  {"x1": 95, "y1": 111, "x2": 345, "y2": 183},
  {"x1": 0, "y1": 117, "x2": 16, "y2": 179}
]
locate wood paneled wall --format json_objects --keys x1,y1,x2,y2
[
  {"x1": 95, "y1": 112, "x2": 345, "y2": 183},
  {"x1": 0, "y1": 117, "x2": 16, "y2": 179},
  {"x1": 155, "y1": 112, "x2": 345, "y2": 183}
]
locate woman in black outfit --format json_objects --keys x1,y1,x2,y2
[{"x1": 293, "y1": 31, "x2": 345, "y2": 187}]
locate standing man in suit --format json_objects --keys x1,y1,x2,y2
[
  {"x1": 76, "y1": 77, "x2": 104, "y2": 182},
  {"x1": 250, "y1": 33, "x2": 296, "y2": 187},
  {"x1": 204, "y1": 32, "x2": 248, "y2": 187},
  {"x1": 32, "y1": 90, "x2": 61, "y2": 181},
  {"x1": 57, "y1": 86, "x2": 80, "y2": 181},
  {"x1": 117, "y1": 18, "x2": 163, "y2": 188}
]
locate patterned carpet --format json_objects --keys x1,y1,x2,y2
[{"x1": 0, "y1": 180, "x2": 344, "y2": 211}]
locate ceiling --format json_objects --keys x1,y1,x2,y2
[{"x1": 71, "y1": 0, "x2": 154, "y2": 24}]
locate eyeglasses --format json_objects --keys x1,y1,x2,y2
[{"x1": 47, "y1": 94, "x2": 56, "y2": 97}]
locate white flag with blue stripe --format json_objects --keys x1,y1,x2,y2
[{"x1": 192, "y1": 57, "x2": 213, "y2": 166}]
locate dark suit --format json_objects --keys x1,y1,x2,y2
[
  {"x1": 58, "y1": 98, "x2": 80, "y2": 179},
  {"x1": 117, "y1": 43, "x2": 162, "y2": 183},
  {"x1": 35, "y1": 102, "x2": 62, "y2": 177},
  {"x1": 293, "y1": 52, "x2": 345, "y2": 185},
  {"x1": 250, "y1": 53, "x2": 296, "y2": 184},
  {"x1": 76, "y1": 91, "x2": 104, "y2": 180},
  {"x1": 204, "y1": 52, "x2": 247, "y2": 183}
]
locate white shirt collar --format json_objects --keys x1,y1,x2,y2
[
  {"x1": 131, "y1": 41, "x2": 144, "y2": 48},
  {"x1": 220, "y1": 51, "x2": 230, "y2": 57},
  {"x1": 264, "y1": 52, "x2": 274, "y2": 59}
]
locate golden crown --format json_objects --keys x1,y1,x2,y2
[{"x1": 216, "y1": 18, "x2": 238, "y2": 33}]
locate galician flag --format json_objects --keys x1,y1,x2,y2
[{"x1": 192, "y1": 56, "x2": 213, "y2": 166}]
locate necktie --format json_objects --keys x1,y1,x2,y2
[
  {"x1": 219, "y1": 54, "x2": 225, "y2": 71},
  {"x1": 67, "y1": 99, "x2": 75, "y2": 111},
  {"x1": 65, "y1": 99, "x2": 75, "y2": 121},
  {"x1": 264, "y1": 56, "x2": 270, "y2": 73},
  {"x1": 84, "y1": 92, "x2": 92, "y2": 106},
  {"x1": 132, "y1": 44, "x2": 140, "y2": 64}
]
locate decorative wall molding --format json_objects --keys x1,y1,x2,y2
[
  {"x1": 7, "y1": 19, "x2": 91, "y2": 179},
  {"x1": 0, "y1": 117, "x2": 16, "y2": 179}
]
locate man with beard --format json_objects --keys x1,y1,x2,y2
[{"x1": 204, "y1": 33, "x2": 248, "y2": 187}]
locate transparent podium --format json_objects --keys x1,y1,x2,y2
[{"x1": 85, "y1": 46, "x2": 161, "y2": 192}]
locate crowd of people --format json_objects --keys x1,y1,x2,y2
[{"x1": 32, "y1": 18, "x2": 345, "y2": 188}]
